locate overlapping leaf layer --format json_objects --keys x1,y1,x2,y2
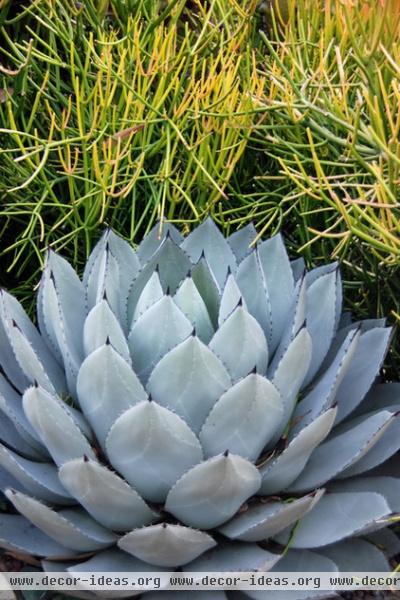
[{"x1": 0, "y1": 219, "x2": 399, "y2": 599}]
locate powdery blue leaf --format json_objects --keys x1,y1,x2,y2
[
  {"x1": 268, "y1": 276, "x2": 306, "y2": 377},
  {"x1": 0, "y1": 444, "x2": 72, "y2": 504},
  {"x1": 305, "y1": 263, "x2": 342, "y2": 332},
  {"x1": 328, "y1": 476, "x2": 400, "y2": 513},
  {"x1": 366, "y1": 529, "x2": 400, "y2": 559},
  {"x1": 199, "y1": 373, "x2": 283, "y2": 461},
  {"x1": 319, "y1": 318, "x2": 386, "y2": 375},
  {"x1": 219, "y1": 490, "x2": 324, "y2": 542},
  {"x1": 274, "y1": 492, "x2": 392, "y2": 548},
  {"x1": 320, "y1": 539, "x2": 389, "y2": 572},
  {"x1": 3, "y1": 320, "x2": 58, "y2": 395},
  {"x1": 218, "y1": 272, "x2": 247, "y2": 326},
  {"x1": 59, "y1": 457, "x2": 157, "y2": 532},
  {"x1": 38, "y1": 252, "x2": 86, "y2": 399},
  {"x1": 0, "y1": 514, "x2": 77, "y2": 559},
  {"x1": 0, "y1": 375, "x2": 47, "y2": 458},
  {"x1": 303, "y1": 268, "x2": 339, "y2": 386},
  {"x1": 268, "y1": 327, "x2": 312, "y2": 447},
  {"x1": 334, "y1": 327, "x2": 392, "y2": 424},
  {"x1": 165, "y1": 452, "x2": 261, "y2": 530},
  {"x1": 291, "y1": 329, "x2": 360, "y2": 437},
  {"x1": 227, "y1": 223, "x2": 257, "y2": 263},
  {"x1": 83, "y1": 299, "x2": 130, "y2": 363},
  {"x1": 131, "y1": 270, "x2": 164, "y2": 325},
  {"x1": 127, "y1": 236, "x2": 191, "y2": 326},
  {"x1": 185, "y1": 542, "x2": 280, "y2": 572},
  {"x1": 174, "y1": 276, "x2": 214, "y2": 343},
  {"x1": 288, "y1": 410, "x2": 395, "y2": 492},
  {"x1": 128, "y1": 296, "x2": 193, "y2": 383},
  {"x1": 84, "y1": 230, "x2": 139, "y2": 328},
  {"x1": 258, "y1": 234, "x2": 294, "y2": 353},
  {"x1": 259, "y1": 408, "x2": 337, "y2": 495},
  {"x1": 77, "y1": 343, "x2": 146, "y2": 447},
  {"x1": 118, "y1": 523, "x2": 216, "y2": 567},
  {"x1": 147, "y1": 335, "x2": 231, "y2": 434},
  {"x1": 106, "y1": 400, "x2": 203, "y2": 503},
  {"x1": 181, "y1": 217, "x2": 237, "y2": 288},
  {"x1": 338, "y1": 412, "x2": 400, "y2": 479},
  {"x1": 137, "y1": 222, "x2": 183, "y2": 264},
  {"x1": 235, "y1": 250, "x2": 272, "y2": 342},
  {"x1": 0, "y1": 300, "x2": 29, "y2": 392},
  {"x1": 0, "y1": 412, "x2": 43, "y2": 461},
  {"x1": 291, "y1": 257, "x2": 305, "y2": 282},
  {"x1": 209, "y1": 304, "x2": 268, "y2": 382},
  {"x1": 0, "y1": 290, "x2": 66, "y2": 393},
  {"x1": 23, "y1": 386, "x2": 95, "y2": 466},
  {"x1": 191, "y1": 256, "x2": 221, "y2": 328},
  {"x1": 5, "y1": 489, "x2": 117, "y2": 552}
]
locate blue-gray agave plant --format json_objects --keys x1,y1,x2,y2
[{"x1": 0, "y1": 219, "x2": 399, "y2": 600}]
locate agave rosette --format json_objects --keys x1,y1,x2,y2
[{"x1": 0, "y1": 219, "x2": 399, "y2": 599}]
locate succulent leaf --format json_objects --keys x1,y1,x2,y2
[
  {"x1": 190, "y1": 256, "x2": 221, "y2": 327},
  {"x1": 77, "y1": 343, "x2": 146, "y2": 447},
  {"x1": 258, "y1": 234, "x2": 295, "y2": 353},
  {"x1": 303, "y1": 269, "x2": 339, "y2": 385},
  {"x1": 199, "y1": 373, "x2": 283, "y2": 461},
  {"x1": 165, "y1": 453, "x2": 261, "y2": 529},
  {"x1": 328, "y1": 475, "x2": 400, "y2": 512},
  {"x1": 186, "y1": 542, "x2": 281, "y2": 572},
  {"x1": 228, "y1": 223, "x2": 257, "y2": 263},
  {"x1": 137, "y1": 222, "x2": 183, "y2": 264},
  {"x1": 23, "y1": 386, "x2": 95, "y2": 466},
  {"x1": 0, "y1": 290, "x2": 66, "y2": 393},
  {"x1": 5, "y1": 489, "x2": 117, "y2": 552},
  {"x1": 259, "y1": 408, "x2": 337, "y2": 495},
  {"x1": 209, "y1": 304, "x2": 268, "y2": 381},
  {"x1": 219, "y1": 490, "x2": 324, "y2": 542},
  {"x1": 131, "y1": 270, "x2": 164, "y2": 325},
  {"x1": 288, "y1": 410, "x2": 396, "y2": 491},
  {"x1": 334, "y1": 327, "x2": 392, "y2": 424},
  {"x1": 174, "y1": 276, "x2": 214, "y2": 343},
  {"x1": 0, "y1": 375, "x2": 47, "y2": 456},
  {"x1": 181, "y1": 217, "x2": 237, "y2": 289},
  {"x1": 83, "y1": 299, "x2": 131, "y2": 362},
  {"x1": 147, "y1": 335, "x2": 231, "y2": 434},
  {"x1": 59, "y1": 457, "x2": 157, "y2": 531},
  {"x1": 236, "y1": 250, "x2": 272, "y2": 342},
  {"x1": 218, "y1": 271, "x2": 247, "y2": 326},
  {"x1": 128, "y1": 296, "x2": 193, "y2": 383},
  {"x1": 127, "y1": 236, "x2": 191, "y2": 324},
  {"x1": 0, "y1": 443, "x2": 72, "y2": 504},
  {"x1": 0, "y1": 514, "x2": 76, "y2": 558},
  {"x1": 118, "y1": 523, "x2": 216, "y2": 567},
  {"x1": 291, "y1": 329, "x2": 360, "y2": 436},
  {"x1": 269, "y1": 327, "x2": 312, "y2": 446},
  {"x1": 275, "y1": 492, "x2": 392, "y2": 548},
  {"x1": 106, "y1": 400, "x2": 203, "y2": 502}
]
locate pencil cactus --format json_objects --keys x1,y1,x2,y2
[{"x1": 0, "y1": 219, "x2": 399, "y2": 599}]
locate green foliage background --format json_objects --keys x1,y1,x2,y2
[{"x1": 0, "y1": 0, "x2": 399, "y2": 378}]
